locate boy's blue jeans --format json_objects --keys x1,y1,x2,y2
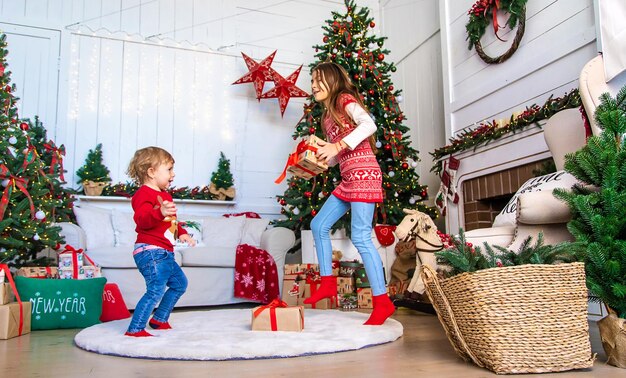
[
  {"x1": 127, "y1": 244, "x2": 188, "y2": 333},
  {"x1": 310, "y1": 194, "x2": 386, "y2": 296}
]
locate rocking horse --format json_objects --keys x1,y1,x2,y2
[{"x1": 390, "y1": 209, "x2": 443, "y2": 314}]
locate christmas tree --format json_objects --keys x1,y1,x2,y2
[
  {"x1": 210, "y1": 152, "x2": 234, "y2": 189},
  {"x1": 209, "y1": 152, "x2": 235, "y2": 200},
  {"x1": 274, "y1": 0, "x2": 435, "y2": 235},
  {"x1": 0, "y1": 34, "x2": 72, "y2": 266},
  {"x1": 75, "y1": 143, "x2": 111, "y2": 185},
  {"x1": 554, "y1": 86, "x2": 626, "y2": 319}
]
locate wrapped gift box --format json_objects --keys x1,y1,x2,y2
[
  {"x1": 251, "y1": 302, "x2": 304, "y2": 332},
  {"x1": 339, "y1": 260, "x2": 363, "y2": 278},
  {"x1": 284, "y1": 264, "x2": 301, "y2": 275},
  {"x1": 355, "y1": 267, "x2": 370, "y2": 288},
  {"x1": 58, "y1": 251, "x2": 83, "y2": 269},
  {"x1": 286, "y1": 135, "x2": 328, "y2": 180},
  {"x1": 299, "y1": 283, "x2": 337, "y2": 310},
  {"x1": 338, "y1": 293, "x2": 358, "y2": 310},
  {"x1": 0, "y1": 301, "x2": 32, "y2": 340},
  {"x1": 337, "y1": 276, "x2": 356, "y2": 294},
  {"x1": 357, "y1": 288, "x2": 373, "y2": 309},
  {"x1": 0, "y1": 283, "x2": 15, "y2": 305},
  {"x1": 0, "y1": 269, "x2": 4, "y2": 282},
  {"x1": 281, "y1": 276, "x2": 304, "y2": 307},
  {"x1": 83, "y1": 266, "x2": 102, "y2": 279},
  {"x1": 59, "y1": 267, "x2": 84, "y2": 280},
  {"x1": 16, "y1": 267, "x2": 58, "y2": 279}
]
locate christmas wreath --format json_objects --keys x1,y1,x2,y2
[{"x1": 466, "y1": 0, "x2": 528, "y2": 64}]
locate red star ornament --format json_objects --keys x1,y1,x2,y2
[
  {"x1": 232, "y1": 51, "x2": 277, "y2": 100},
  {"x1": 260, "y1": 66, "x2": 309, "y2": 117}
]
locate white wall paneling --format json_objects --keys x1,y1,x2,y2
[
  {"x1": 380, "y1": 0, "x2": 445, "y2": 208},
  {"x1": 1, "y1": 23, "x2": 60, "y2": 138}
]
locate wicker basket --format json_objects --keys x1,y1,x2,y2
[
  {"x1": 83, "y1": 181, "x2": 107, "y2": 196},
  {"x1": 421, "y1": 263, "x2": 594, "y2": 374}
]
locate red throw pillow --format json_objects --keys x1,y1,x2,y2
[{"x1": 100, "y1": 283, "x2": 131, "y2": 322}]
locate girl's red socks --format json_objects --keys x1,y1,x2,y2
[
  {"x1": 364, "y1": 294, "x2": 395, "y2": 325},
  {"x1": 303, "y1": 275, "x2": 337, "y2": 305},
  {"x1": 124, "y1": 329, "x2": 154, "y2": 337},
  {"x1": 149, "y1": 318, "x2": 172, "y2": 330}
]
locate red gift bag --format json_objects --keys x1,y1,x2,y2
[{"x1": 99, "y1": 283, "x2": 131, "y2": 322}]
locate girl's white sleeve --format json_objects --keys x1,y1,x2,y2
[{"x1": 342, "y1": 102, "x2": 377, "y2": 149}]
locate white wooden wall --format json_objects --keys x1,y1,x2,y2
[
  {"x1": 440, "y1": 0, "x2": 597, "y2": 139},
  {"x1": 0, "y1": 0, "x2": 380, "y2": 217},
  {"x1": 380, "y1": 0, "x2": 444, "y2": 205}
]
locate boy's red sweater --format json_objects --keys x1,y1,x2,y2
[{"x1": 131, "y1": 185, "x2": 187, "y2": 252}]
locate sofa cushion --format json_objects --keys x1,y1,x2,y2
[
  {"x1": 180, "y1": 246, "x2": 236, "y2": 267},
  {"x1": 73, "y1": 205, "x2": 115, "y2": 250},
  {"x1": 241, "y1": 218, "x2": 270, "y2": 247},
  {"x1": 86, "y1": 246, "x2": 183, "y2": 269},
  {"x1": 202, "y1": 216, "x2": 245, "y2": 248},
  {"x1": 112, "y1": 209, "x2": 136, "y2": 247},
  {"x1": 493, "y1": 171, "x2": 578, "y2": 227}
]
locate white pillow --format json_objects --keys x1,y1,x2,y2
[
  {"x1": 178, "y1": 218, "x2": 204, "y2": 244},
  {"x1": 112, "y1": 209, "x2": 137, "y2": 247},
  {"x1": 202, "y1": 216, "x2": 245, "y2": 248},
  {"x1": 493, "y1": 170, "x2": 578, "y2": 227},
  {"x1": 240, "y1": 218, "x2": 270, "y2": 247},
  {"x1": 73, "y1": 205, "x2": 115, "y2": 250}
]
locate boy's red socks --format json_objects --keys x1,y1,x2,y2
[
  {"x1": 303, "y1": 275, "x2": 337, "y2": 305},
  {"x1": 364, "y1": 294, "x2": 395, "y2": 325},
  {"x1": 124, "y1": 329, "x2": 154, "y2": 337},
  {"x1": 149, "y1": 318, "x2": 172, "y2": 330}
]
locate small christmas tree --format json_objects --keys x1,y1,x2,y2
[
  {"x1": 0, "y1": 34, "x2": 71, "y2": 266},
  {"x1": 76, "y1": 143, "x2": 111, "y2": 195},
  {"x1": 274, "y1": 0, "x2": 435, "y2": 236},
  {"x1": 209, "y1": 152, "x2": 235, "y2": 200},
  {"x1": 555, "y1": 86, "x2": 626, "y2": 319}
]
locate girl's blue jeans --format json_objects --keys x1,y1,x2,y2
[
  {"x1": 310, "y1": 194, "x2": 386, "y2": 296},
  {"x1": 127, "y1": 244, "x2": 188, "y2": 333}
]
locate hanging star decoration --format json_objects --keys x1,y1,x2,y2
[
  {"x1": 260, "y1": 65, "x2": 309, "y2": 117},
  {"x1": 232, "y1": 50, "x2": 278, "y2": 100}
]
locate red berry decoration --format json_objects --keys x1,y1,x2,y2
[
  {"x1": 311, "y1": 209, "x2": 317, "y2": 216},
  {"x1": 370, "y1": 21, "x2": 376, "y2": 28},
  {"x1": 20, "y1": 122, "x2": 28, "y2": 130},
  {"x1": 377, "y1": 53, "x2": 384, "y2": 61}
]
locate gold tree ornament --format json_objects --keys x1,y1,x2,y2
[{"x1": 466, "y1": 0, "x2": 527, "y2": 64}]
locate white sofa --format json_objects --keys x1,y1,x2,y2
[{"x1": 57, "y1": 204, "x2": 295, "y2": 309}]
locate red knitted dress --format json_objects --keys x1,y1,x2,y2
[{"x1": 323, "y1": 93, "x2": 383, "y2": 203}]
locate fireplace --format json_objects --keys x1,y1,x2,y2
[{"x1": 443, "y1": 124, "x2": 553, "y2": 234}]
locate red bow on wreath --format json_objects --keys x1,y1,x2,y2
[{"x1": 470, "y1": 0, "x2": 505, "y2": 41}]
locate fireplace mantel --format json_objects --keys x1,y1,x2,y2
[{"x1": 443, "y1": 122, "x2": 550, "y2": 234}]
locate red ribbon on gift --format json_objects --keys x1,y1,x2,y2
[
  {"x1": 275, "y1": 140, "x2": 318, "y2": 184},
  {"x1": 252, "y1": 298, "x2": 289, "y2": 331},
  {"x1": 0, "y1": 264, "x2": 25, "y2": 336},
  {"x1": 44, "y1": 141, "x2": 66, "y2": 182},
  {"x1": 0, "y1": 164, "x2": 35, "y2": 222}
]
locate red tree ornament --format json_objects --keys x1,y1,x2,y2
[
  {"x1": 19, "y1": 122, "x2": 28, "y2": 131},
  {"x1": 232, "y1": 51, "x2": 278, "y2": 100},
  {"x1": 311, "y1": 209, "x2": 317, "y2": 216},
  {"x1": 260, "y1": 66, "x2": 309, "y2": 117},
  {"x1": 370, "y1": 21, "x2": 376, "y2": 28}
]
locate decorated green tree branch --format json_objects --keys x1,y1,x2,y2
[
  {"x1": 76, "y1": 143, "x2": 111, "y2": 195},
  {"x1": 274, "y1": 0, "x2": 435, "y2": 236},
  {"x1": 209, "y1": 152, "x2": 235, "y2": 200},
  {"x1": 554, "y1": 86, "x2": 626, "y2": 319},
  {"x1": 0, "y1": 34, "x2": 72, "y2": 266}
]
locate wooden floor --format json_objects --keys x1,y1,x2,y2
[{"x1": 0, "y1": 305, "x2": 622, "y2": 378}]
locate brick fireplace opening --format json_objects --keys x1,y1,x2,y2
[{"x1": 462, "y1": 159, "x2": 551, "y2": 231}]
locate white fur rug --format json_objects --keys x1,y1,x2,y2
[{"x1": 74, "y1": 309, "x2": 403, "y2": 360}]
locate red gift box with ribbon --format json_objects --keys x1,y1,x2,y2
[
  {"x1": 58, "y1": 245, "x2": 101, "y2": 279},
  {"x1": 0, "y1": 264, "x2": 31, "y2": 340},
  {"x1": 275, "y1": 135, "x2": 328, "y2": 183},
  {"x1": 251, "y1": 299, "x2": 304, "y2": 332}
]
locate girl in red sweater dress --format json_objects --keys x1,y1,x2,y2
[
  {"x1": 305, "y1": 62, "x2": 395, "y2": 325},
  {"x1": 125, "y1": 147, "x2": 196, "y2": 337}
]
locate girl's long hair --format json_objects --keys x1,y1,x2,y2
[{"x1": 313, "y1": 62, "x2": 377, "y2": 153}]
